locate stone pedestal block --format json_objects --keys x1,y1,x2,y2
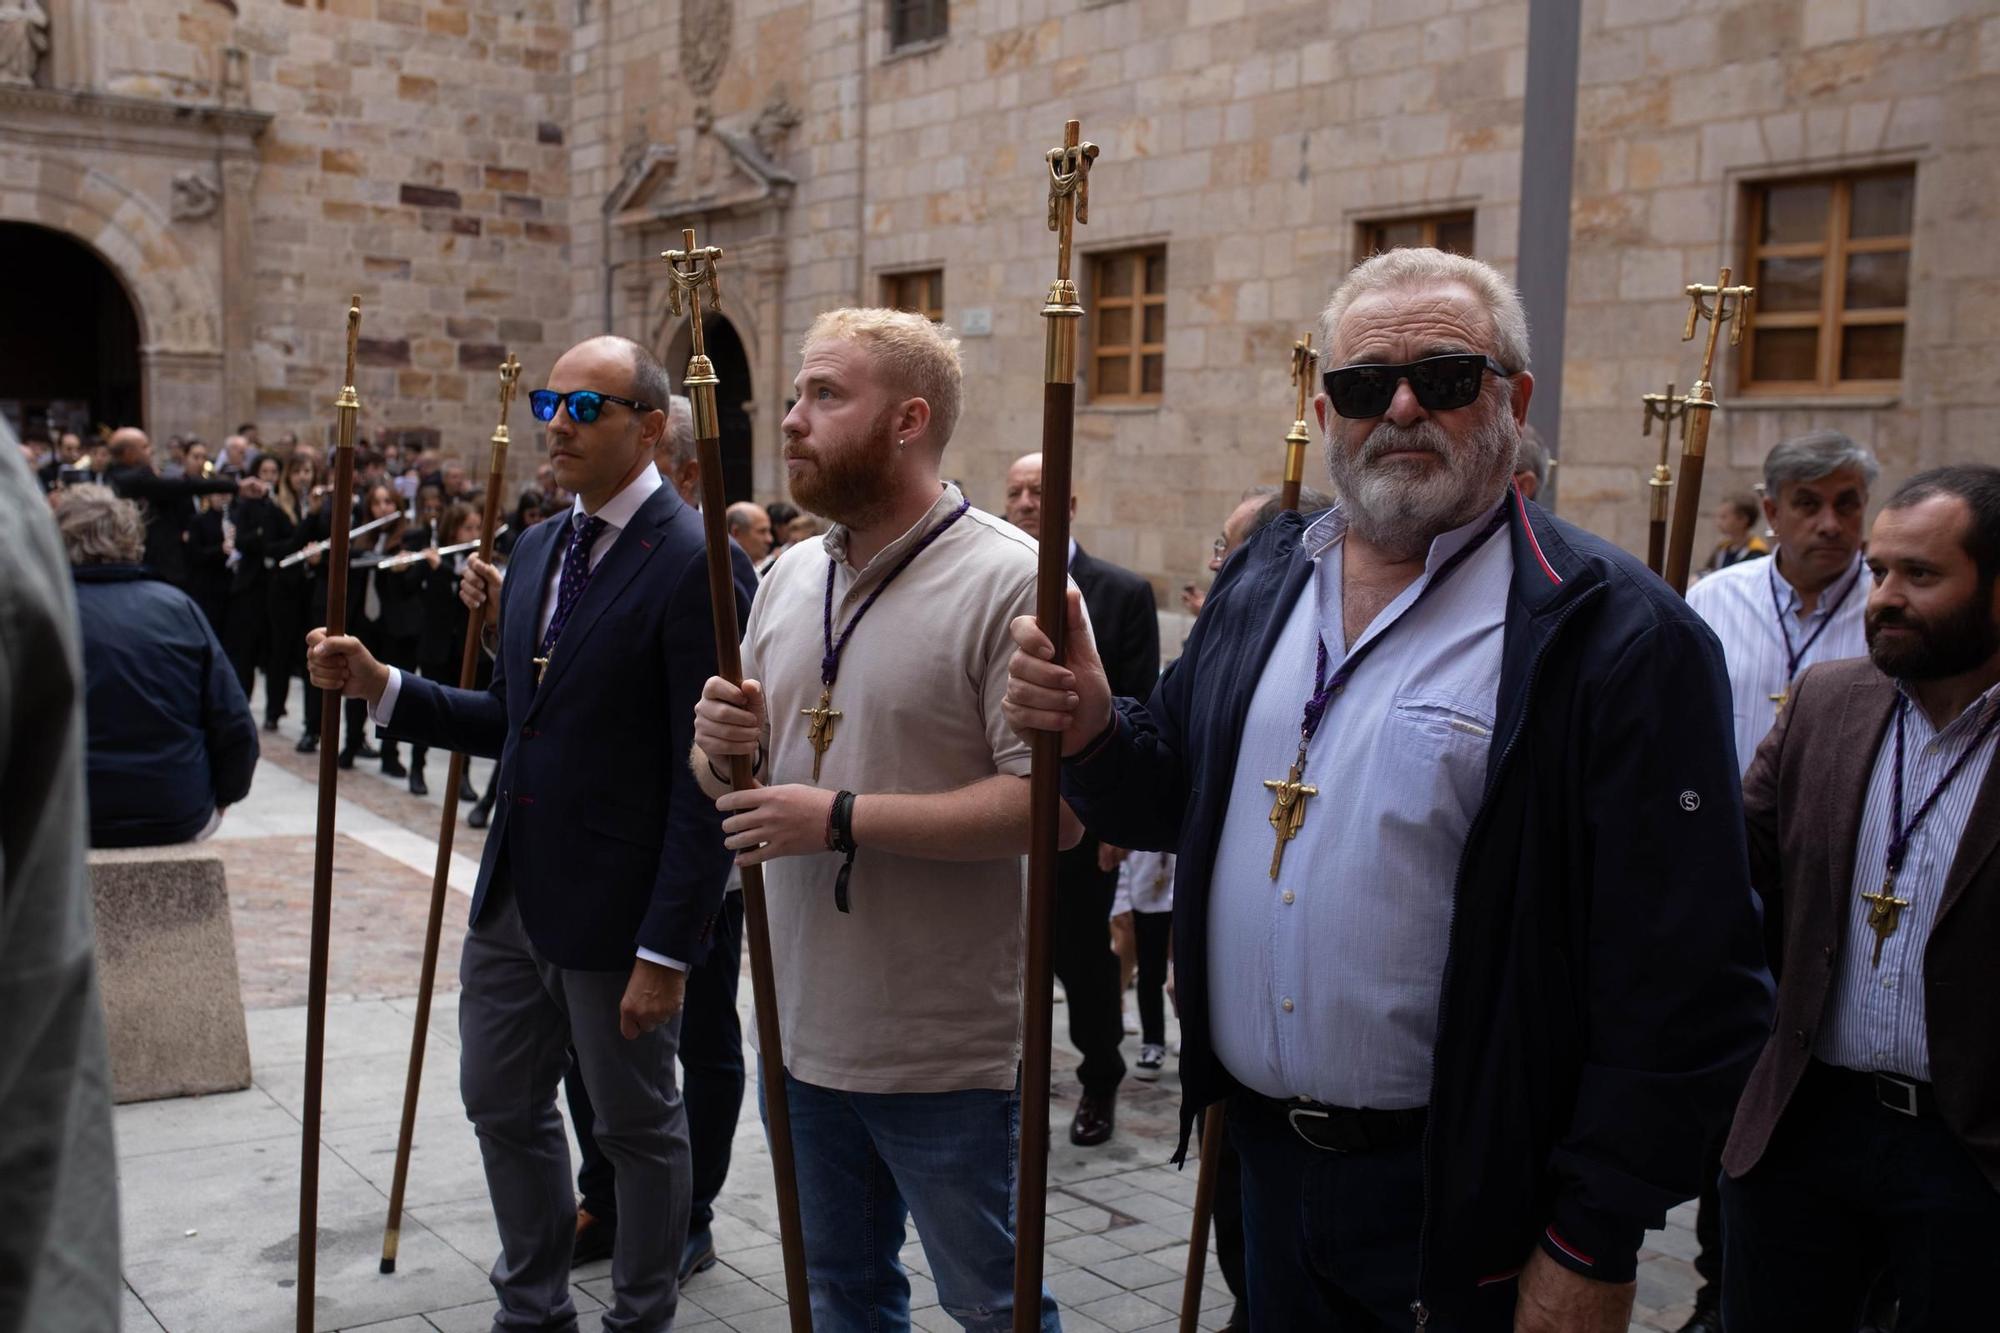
[{"x1": 88, "y1": 845, "x2": 253, "y2": 1104}]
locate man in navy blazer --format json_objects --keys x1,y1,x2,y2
[{"x1": 310, "y1": 334, "x2": 753, "y2": 1333}]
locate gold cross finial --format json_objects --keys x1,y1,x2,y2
[
  {"x1": 1641, "y1": 381, "x2": 1690, "y2": 446},
  {"x1": 1290, "y1": 333, "x2": 1317, "y2": 391},
  {"x1": 1682, "y1": 268, "x2": 1757, "y2": 389},
  {"x1": 497, "y1": 353, "x2": 522, "y2": 417},
  {"x1": 664, "y1": 226, "x2": 725, "y2": 324},
  {"x1": 342, "y1": 294, "x2": 363, "y2": 387},
  {"x1": 1045, "y1": 120, "x2": 1100, "y2": 282}
]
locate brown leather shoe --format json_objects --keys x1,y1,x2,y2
[
  {"x1": 572, "y1": 1207, "x2": 616, "y2": 1267},
  {"x1": 1069, "y1": 1089, "x2": 1115, "y2": 1146}
]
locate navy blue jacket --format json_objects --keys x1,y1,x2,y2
[
  {"x1": 73, "y1": 565, "x2": 259, "y2": 847},
  {"x1": 1063, "y1": 489, "x2": 1773, "y2": 1313},
  {"x1": 382, "y1": 484, "x2": 754, "y2": 971}
]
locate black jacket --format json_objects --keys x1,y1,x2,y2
[
  {"x1": 1062, "y1": 490, "x2": 1773, "y2": 1315},
  {"x1": 105, "y1": 464, "x2": 237, "y2": 586},
  {"x1": 1070, "y1": 544, "x2": 1160, "y2": 701},
  {"x1": 72, "y1": 565, "x2": 259, "y2": 847}
]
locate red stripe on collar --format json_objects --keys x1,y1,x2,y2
[{"x1": 1513, "y1": 482, "x2": 1563, "y2": 585}]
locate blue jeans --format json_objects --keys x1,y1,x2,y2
[{"x1": 760, "y1": 1066, "x2": 1061, "y2": 1333}]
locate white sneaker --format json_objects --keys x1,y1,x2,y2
[
  {"x1": 1134, "y1": 1044, "x2": 1165, "y2": 1081},
  {"x1": 1122, "y1": 1009, "x2": 1141, "y2": 1035}
]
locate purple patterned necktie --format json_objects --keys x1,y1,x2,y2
[{"x1": 535, "y1": 513, "x2": 607, "y2": 683}]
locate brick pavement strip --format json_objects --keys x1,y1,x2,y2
[{"x1": 114, "y1": 738, "x2": 1701, "y2": 1331}]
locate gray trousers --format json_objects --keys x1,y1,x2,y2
[{"x1": 459, "y1": 883, "x2": 691, "y2": 1333}]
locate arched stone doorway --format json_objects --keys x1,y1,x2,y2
[
  {"x1": 664, "y1": 312, "x2": 755, "y2": 504},
  {"x1": 0, "y1": 222, "x2": 144, "y2": 439}
]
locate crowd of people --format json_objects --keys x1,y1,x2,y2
[
  {"x1": 7, "y1": 245, "x2": 1997, "y2": 1333},
  {"x1": 16, "y1": 420, "x2": 827, "y2": 836}
]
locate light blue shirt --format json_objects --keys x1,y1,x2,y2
[
  {"x1": 1207, "y1": 503, "x2": 1512, "y2": 1109},
  {"x1": 1686, "y1": 550, "x2": 1869, "y2": 777},
  {"x1": 1818, "y1": 683, "x2": 2000, "y2": 1081}
]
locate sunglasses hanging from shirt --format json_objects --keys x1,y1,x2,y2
[{"x1": 527, "y1": 388, "x2": 653, "y2": 424}]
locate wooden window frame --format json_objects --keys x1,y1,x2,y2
[
  {"x1": 1739, "y1": 168, "x2": 1913, "y2": 396},
  {"x1": 881, "y1": 269, "x2": 945, "y2": 322},
  {"x1": 1354, "y1": 210, "x2": 1476, "y2": 263},
  {"x1": 1086, "y1": 246, "x2": 1167, "y2": 406},
  {"x1": 888, "y1": 0, "x2": 946, "y2": 49}
]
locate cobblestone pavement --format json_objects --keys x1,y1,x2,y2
[{"x1": 116, "y1": 686, "x2": 1702, "y2": 1331}]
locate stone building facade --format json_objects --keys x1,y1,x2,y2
[
  {"x1": 1, "y1": 0, "x2": 573, "y2": 468},
  {"x1": 3, "y1": 0, "x2": 1993, "y2": 587}
]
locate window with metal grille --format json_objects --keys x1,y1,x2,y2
[
  {"x1": 1355, "y1": 210, "x2": 1475, "y2": 262},
  {"x1": 881, "y1": 269, "x2": 945, "y2": 322},
  {"x1": 1740, "y1": 168, "x2": 1914, "y2": 393},
  {"x1": 889, "y1": 0, "x2": 946, "y2": 48},
  {"x1": 1087, "y1": 246, "x2": 1167, "y2": 405}
]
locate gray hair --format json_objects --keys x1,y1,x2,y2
[
  {"x1": 55, "y1": 484, "x2": 145, "y2": 566},
  {"x1": 1763, "y1": 430, "x2": 1880, "y2": 497},
  {"x1": 1319, "y1": 248, "x2": 1532, "y2": 374},
  {"x1": 1514, "y1": 424, "x2": 1549, "y2": 490},
  {"x1": 663, "y1": 395, "x2": 696, "y2": 471}
]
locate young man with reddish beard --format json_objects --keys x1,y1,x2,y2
[{"x1": 691, "y1": 308, "x2": 1067, "y2": 1332}]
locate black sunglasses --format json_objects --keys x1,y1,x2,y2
[
  {"x1": 1322, "y1": 353, "x2": 1513, "y2": 420},
  {"x1": 528, "y1": 388, "x2": 654, "y2": 424}
]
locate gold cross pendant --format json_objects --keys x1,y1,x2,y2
[
  {"x1": 1261, "y1": 756, "x2": 1317, "y2": 880},
  {"x1": 800, "y1": 686, "x2": 842, "y2": 781},
  {"x1": 1768, "y1": 688, "x2": 1788, "y2": 716},
  {"x1": 1859, "y1": 873, "x2": 1911, "y2": 967},
  {"x1": 533, "y1": 655, "x2": 549, "y2": 684}
]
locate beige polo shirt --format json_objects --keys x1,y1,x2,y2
[{"x1": 740, "y1": 483, "x2": 1038, "y2": 1094}]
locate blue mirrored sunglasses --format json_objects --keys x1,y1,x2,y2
[{"x1": 528, "y1": 388, "x2": 653, "y2": 424}]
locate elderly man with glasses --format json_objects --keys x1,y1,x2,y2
[{"x1": 1005, "y1": 248, "x2": 1773, "y2": 1331}]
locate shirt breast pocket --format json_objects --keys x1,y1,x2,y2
[{"x1": 1387, "y1": 693, "x2": 1496, "y2": 823}]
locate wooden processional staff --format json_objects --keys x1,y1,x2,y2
[
  {"x1": 1660, "y1": 270, "x2": 1755, "y2": 594},
  {"x1": 1279, "y1": 332, "x2": 1317, "y2": 513},
  {"x1": 1014, "y1": 119, "x2": 1099, "y2": 1333},
  {"x1": 1175, "y1": 331, "x2": 1315, "y2": 1332},
  {"x1": 298, "y1": 296, "x2": 364, "y2": 1332},
  {"x1": 378, "y1": 354, "x2": 522, "y2": 1275},
  {"x1": 1640, "y1": 382, "x2": 1689, "y2": 577},
  {"x1": 663, "y1": 226, "x2": 812, "y2": 1330}
]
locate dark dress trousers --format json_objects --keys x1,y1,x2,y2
[
  {"x1": 379, "y1": 482, "x2": 752, "y2": 1331},
  {"x1": 1055, "y1": 544, "x2": 1160, "y2": 1097},
  {"x1": 1722, "y1": 657, "x2": 2000, "y2": 1330}
]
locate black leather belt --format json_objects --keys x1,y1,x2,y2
[
  {"x1": 1242, "y1": 1092, "x2": 1428, "y2": 1154},
  {"x1": 1812, "y1": 1060, "x2": 1938, "y2": 1118}
]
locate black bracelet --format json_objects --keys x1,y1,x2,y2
[
  {"x1": 706, "y1": 745, "x2": 764, "y2": 786},
  {"x1": 830, "y1": 790, "x2": 858, "y2": 913}
]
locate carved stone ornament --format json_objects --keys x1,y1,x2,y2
[
  {"x1": 750, "y1": 95, "x2": 800, "y2": 161},
  {"x1": 0, "y1": 0, "x2": 49, "y2": 88},
  {"x1": 171, "y1": 171, "x2": 222, "y2": 222},
  {"x1": 679, "y1": 0, "x2": 731, "y2": 99}
]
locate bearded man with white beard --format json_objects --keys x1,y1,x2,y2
[{"x1": 1003, "y1": 248, "x2": 1774, "y2": 1332}]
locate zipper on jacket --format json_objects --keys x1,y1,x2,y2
[{"x1": 1408, "y1": 586, "x2": 1599, "y2": 1330}]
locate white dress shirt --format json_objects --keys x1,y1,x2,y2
[
  {"x1": 1207, "y1": 502, "x2": 1512, "y2": 1108},
  {"x1": 1686, "y1": 550, "x2": 1869, "y2": 777},
  {"x1": 374, "y1": 464, "x2": 683, "y2": 969}
]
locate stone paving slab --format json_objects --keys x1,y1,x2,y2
[{"x1": 116, "y1": 701, "x2": 1700, "y2": 1331}]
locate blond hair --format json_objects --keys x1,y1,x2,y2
[
  {"x1": 1320, "y1": 248, "x2": 1531, "y2": 374},
  {"x1": 802, "y1": 308, "x2": 964, "y2": 449},
  {"x1": 55, "y1": 484, "x2": 146, "y2": 566}
]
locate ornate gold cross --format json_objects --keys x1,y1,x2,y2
[
  {"x1": 1262, "y1": 758, "x2": 1317, "y2": 880},
  {"x1": 1860, "y1": 874, "x2": 1911, "y2": 967},
  {"x1": 1682, "y1": 269, "x2": 1757, "y2": 396},
  {"x1": 801, "y1": 687, "x2": 842, "y2": 781}
]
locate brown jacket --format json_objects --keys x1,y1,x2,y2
[{"x1": 1724, "y1": 656, "x2": 2000, "y2": 1189}]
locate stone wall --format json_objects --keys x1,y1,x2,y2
[{"x1": 1560, "y1": 0, "x2": 2000, "y2": 552}]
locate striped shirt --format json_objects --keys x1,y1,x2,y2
[
  {"x1": 1686, "y1": 550, "x2": 1869, "y2": 776},
  {"x1": 1818, "y1": 683, "x2": 2000, "y2": 1081}
]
